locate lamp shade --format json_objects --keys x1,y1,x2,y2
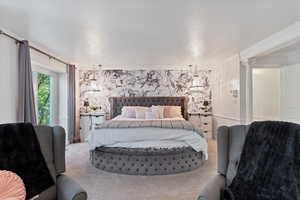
[
  {"x1": 203, "y1": 101, "x2": 209, "y2": 106},
  {"x1": 83, "y1": 100, "x2": 89, "y2": 107}
]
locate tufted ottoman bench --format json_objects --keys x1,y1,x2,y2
[{"x1": 90, "y1": 147, "x2": 205, "y2": 175}]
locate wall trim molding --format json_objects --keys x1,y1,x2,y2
[{"x1": 212, "y1": 114, "x2": 241, "y2": 122}]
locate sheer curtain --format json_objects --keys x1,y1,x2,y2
[{"x1": 17, "y1": 40, "x2": 37, "y2": 124}]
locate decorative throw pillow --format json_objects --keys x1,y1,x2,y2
[
  {"x1": 135, "y1": 107, "x2": 150, "y2": 119},
  {"x1": 145, "y1": 111, "x2": 160, "y2": 119},
  {"x1": 163, "y1": 106, "x2": 182, "y2": 118},
  {"x1": 121, "y1": 106, "x2": 137, "y2": 118},
  {"x1": 0, "y1": 170, "x2": 26, "y2": 200},
  {"x1": 151, "y1": 106, "x2": 164, "y2": 118}
]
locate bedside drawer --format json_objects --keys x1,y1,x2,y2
[
  {"x1": 202, "y1": 129, "x2": 211, "y2": 134},
  {"x1": 201, "y1": 126, "x2": 212, "y2": 134},
  {"x1": 200, "y1": 115, "x2": 212, "y2": 139},
  {"x1": 189, "y1": 115, "x2": 201, "y2": 127},
  {"x1": 201, "y1": 116, "x2": 212, "y2": 123},
  {"x1": 202, "y1": 130, "x2": 212, "y2": 139},
  {"x1": 200, "y1": 121, "x2": 212, "y2": 126}
]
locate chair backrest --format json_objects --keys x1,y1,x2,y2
[
  {"x1": 217, "y1": 125, "x2": 249, "y2": 183},
  {"x1": 34, "y1": 125, "x2": 66, "y2": 180}
]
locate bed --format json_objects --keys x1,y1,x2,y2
[{"x1": 89, "y1": 96, "x2": 208, "y2": 175}]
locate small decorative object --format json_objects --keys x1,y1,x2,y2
[
  {"x1": 200, "y1": 100, "x2": 210, "y2": 111},
  {"x1": 83, "y1": 100, "x2": 89, "y2": 113},
  {"x1": 90, "y1": 70, "x2": 97, "y2": 81},
  {"x1": 0, "y1": 170, "x2": 26, "y2": 200},
  {"x1": 90, "y1": 106, "x2": 98, "y2": 112}
]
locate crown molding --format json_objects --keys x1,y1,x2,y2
[{"x1": 240, "y1": 21, "x2": 300, "y2": 62}]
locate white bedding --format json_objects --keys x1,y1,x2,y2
[{"x1": 88, "y1": 116, "x2": 208, "y2": 159}]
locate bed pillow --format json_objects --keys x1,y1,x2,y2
[
  {"x1": 135, "y1": 107, "x2": 150, "y2": 119},
  {"x1": 163, "y1": 106, "x2": 182, "y2": 118},
  {"x1": 121, "y1": 106, "x2": 137, "y2": 118},
  {"x1": 145, "y1": 111, "x2": 160, "y2": 119},
  {"x1": 151, "y1": 106, "x2": 164, "y2": 119}
]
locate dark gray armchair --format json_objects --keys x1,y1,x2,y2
[
  {"x1": 34, "y1": 125, "x2": 87, "y2": 200},
  {"x1": 198, "y1": 125, "x2": 249, "y2": 200}
]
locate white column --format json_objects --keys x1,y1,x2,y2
[{"x1": 240, "y1": 59, "x2": 253, "y2": 124}]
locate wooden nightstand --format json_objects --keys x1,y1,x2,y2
[{"x1": 188, "y1": 112, "x2": 213, "y2": 139}]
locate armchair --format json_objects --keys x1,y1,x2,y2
[
  {"x1": 198, "y1": 125, "x2": 249, "y2": 200},
  {"x1": 34, "y1": 126, "x2": 87, "y2": 200}
]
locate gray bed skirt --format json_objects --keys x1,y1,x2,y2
[{"x1": 90, "y1": 147, "x2": 205, "y2": 175}]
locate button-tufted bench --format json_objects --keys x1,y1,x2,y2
[{"x1": 91, "y1": 147, "x2": 204, "y2": 175}]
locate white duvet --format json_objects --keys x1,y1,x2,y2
[{"x1": 88, "y1": 116, "x2": 208, "y2": 159}]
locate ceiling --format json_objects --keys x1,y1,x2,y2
[{"x1": 1, "y1": 0, "x2": 300, "y2": 68}]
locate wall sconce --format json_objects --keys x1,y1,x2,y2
[
  {"x1": 189, "y1": 65, "x2": 204, "y2": 92},
  {"x1": 230, "y1": 80, "x2": 239, "y2": 98},
  {"x1": 192, "y1": 78, "x2": 201, "y2": 87},
  {"x1": 89, "y1": 68, "x2": 101, "y2": 92},
  {"x1": 83, "y1": 99, "x2": 90, "y2": 113},
  {"x1": 91, "y1": 70, "x2": 97, "y2": 81},
  {"x1": 188, "y1": 64, "x2": 199, "y2": 76}
]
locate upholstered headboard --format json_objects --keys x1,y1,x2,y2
[{"x1": 109, "y1": 96, "x2": 188, "y2": 120}]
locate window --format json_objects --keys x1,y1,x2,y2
[
  {"x1": 36, "y1": 73, "x2": 52, "y2": 125},
  {"x1": 30, "y1": 59, "x2": 68, "y2": 143},
  {"x1": 32, "y1": 67, "x2": 59, "y2": 126}
]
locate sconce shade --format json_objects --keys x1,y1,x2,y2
[
  {"x1": 83, "y1": 100, "x2": 89, "y2": 107},
  {"x1": 203, "y1": 101, "x2": 209, "y2": 106}
]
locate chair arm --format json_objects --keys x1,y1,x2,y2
[
  {"x1": 197, "y1": 175, "x2": 226, "y2": 200},
  {"x1": 57, "y1": 175, "x2": 87, "y2": 200}
]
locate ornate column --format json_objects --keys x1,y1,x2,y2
[{"x1": 240, "y1": 58, "x2": 255, "y2": 124}]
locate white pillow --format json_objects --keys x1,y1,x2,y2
[
  {"x1": 162, "y1": 106, "x2": 182, "y2": 118},
  {"x1": 151, "y1": 106, "x2": 164, "y2": 119},
  {"x1": 135, "y1": 107, "x2": 150, "y2": 119},
  {"x1": 145, "y1": 111, "x2": 160, "y2": 119},
  {"x1": 121, "y1": 106, "x2": 136, "y2": 118}
]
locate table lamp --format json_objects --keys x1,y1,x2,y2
[{"x1": 83, "y1": 100, "x2": 89, "y2": 113}]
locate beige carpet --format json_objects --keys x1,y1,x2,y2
[{"x1": 65, "y1": 140, "x2": 217, "y2": 200}]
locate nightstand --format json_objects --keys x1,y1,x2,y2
[
  {"x1": 188, "y1": 112, "x2": 213, "y2": 139},
  {"x1": 80, "y1": 112, "x2": 106, "y2": 142}
]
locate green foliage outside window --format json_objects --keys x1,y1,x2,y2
[{"x1": 37, "y1": 73, "x2": 51, "y2": 125}]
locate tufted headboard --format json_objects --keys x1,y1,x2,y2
[{"x1": 109, "y1": 96, "x2": 188, "y2": 120}]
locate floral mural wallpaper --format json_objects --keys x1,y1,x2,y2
[{"x1": 79, "y1": 69, "x2": 211, "y2": 115}]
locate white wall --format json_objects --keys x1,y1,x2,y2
[
  {"x1": 0, "y1": 32, "x2": 69, "y2": 130},
  {"x1": 280, "y1": 63, "x2": 300, "y2": 123},
  {"x1": 252, "y1": 68, "x2": 280, "y2": 121},
  {"x1": 251, "y1": 64, "x2": 300, "y2": 123},
  {"x1": 31, "y1": 50, "x2": 67, "y2": 73},
  {"x1": 0, "y1": 35, "x2": 18, "y2": 123},
  {"x1": 212, "y1": 54, "x2": 241, "y2": 136}
]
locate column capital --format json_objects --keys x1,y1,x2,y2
[{"x1": 240, "y1": 57, "x2": 257, "y2": 68}]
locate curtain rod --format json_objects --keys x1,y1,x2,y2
[{"x1": 0, "y1": 29, "x2": 71, "y2": 66}]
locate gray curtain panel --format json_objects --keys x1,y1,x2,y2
[
  {"x1": 17, "y1": 40, "x2": 37, "y2": 124},
  {"x1": 68, "y1": 65, "x2": 76, "y2": 143}
]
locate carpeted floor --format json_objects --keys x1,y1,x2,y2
[{"x1": 65, "y1": 140, "x2": 217, "y2": 200}]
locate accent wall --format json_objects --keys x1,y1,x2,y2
[{"x1": 79, "y1": 69, "x2": 212, "y2": 115}]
